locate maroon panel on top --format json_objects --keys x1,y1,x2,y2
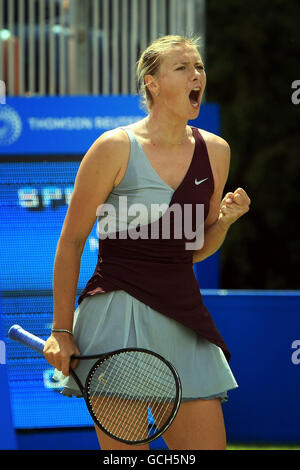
[{"x1": 78, "y1": 127, "x2": 231, "y2": 361}]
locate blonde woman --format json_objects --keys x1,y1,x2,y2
[{"x1": 44, "y1": 35, "x2": 250, "y2": 450}]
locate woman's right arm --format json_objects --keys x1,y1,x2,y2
[{"x1": 43, "y1": 129, "x2": 129, "y2": 376}]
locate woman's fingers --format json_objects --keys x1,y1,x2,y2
[{"x1": 219, "y1": 187, "x2": 251, "y2": 225}]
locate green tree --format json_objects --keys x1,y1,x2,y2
[{"x1": 206, "y1": 0, "x2": 300, "y2": 288}]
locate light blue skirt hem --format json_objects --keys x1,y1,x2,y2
[{"x1": 58, "y1": 387, "x2": 232, "y2": 404}]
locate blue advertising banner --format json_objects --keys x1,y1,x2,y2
[
  {"x1": 0, "y1": 160, "x2": 97, "y2": 291},
  {"x1": 0, "y1": 96, "x2": 219, "y2": 154}
]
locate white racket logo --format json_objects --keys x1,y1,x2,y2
[{"x1": 98, "y1": 373, "x2": 107, "y2": 384}]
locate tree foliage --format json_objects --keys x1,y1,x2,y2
[{"x1": 205, "y1": 0, "x2": 300, "y2": 289}]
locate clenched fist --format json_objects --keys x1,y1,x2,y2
[{"x1": 219, "y1": 187, "x2": 251, "y2": 227}]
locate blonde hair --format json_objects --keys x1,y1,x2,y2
[{"x1": 137, "y1": 35, "x2": 202, "y2": 111}]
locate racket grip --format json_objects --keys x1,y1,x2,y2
[{"x1": 8, "y1": 324, "x2": 45, "y2": 354}]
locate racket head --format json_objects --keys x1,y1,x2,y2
[{"x1": 82, "y1": 348, "x2": 182, "y2": 445}]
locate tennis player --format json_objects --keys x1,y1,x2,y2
[{"x1": 43, "y1": 35, "x2": 250, "y2": 450}]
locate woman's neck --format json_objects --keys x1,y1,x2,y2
[{"x1": 144, "y1": 112, "x2": 190, "y2": 147}]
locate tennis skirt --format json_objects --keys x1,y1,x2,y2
[{"x1": 53, "y1": 291, "x2": 238, "y2": 403}]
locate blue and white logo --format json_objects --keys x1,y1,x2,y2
[{"x1": 0, "y1": 105, "x2": 22, "y2": 145}]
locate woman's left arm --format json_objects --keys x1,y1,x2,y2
[{"x1": 193, "y1": 134, "x2": 251, "y2": 263}]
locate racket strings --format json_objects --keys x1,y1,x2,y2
[
  {"x1": 93, "y1": 355, "x2": 147, "y2": 434},
  {"x1": 112, "y1": 369, "x2": 174, "y2": 442},
  {"x1": 92, "y1": 353, "x2": 149, "y2": 423},
  {"x1": 89, "y1": 354, "x2": 148, "y2": 438},
  {"x1": 87, "y1": 351, "x2": 177, "y2": 442},
  {"x1": 91, "y1": 353, "x2": 170, "y2": 437},
  {"x1": 130, "y1": 355, "x2": 177, "y2": 440},
  {"x1": 90, "y1": 352, "x2": 175, "y2": 404},
  {"x1": 109, "y1": 354, "x2": 173, "y2": 441}
]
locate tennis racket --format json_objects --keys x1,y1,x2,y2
[{"x1": 8, "y1": 324, "x2": 182, "y2": 445}]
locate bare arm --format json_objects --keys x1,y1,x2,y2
[
  {"x1": 193, "y1": 134, "x2": 250, "y2": 263},
  {"x1": 44, "y1": 129, "x2": 129, "y2": 375}
]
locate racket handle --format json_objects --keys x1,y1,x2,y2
[{"x1": 8, "y1": 324, "x2": 45, "y2": 354}]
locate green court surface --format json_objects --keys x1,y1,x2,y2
[{"x1": 227, "y1": 443, "x2": 300, "y2": 450}]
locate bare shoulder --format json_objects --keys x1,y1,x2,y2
[
  {"x1": 78, "y1": 127, "x2": 130, "y2": 185},
  {"x1": 87, "y1": 127, "x2": 129, "y2": 163},
  {"x1": 59, "y1": 128, "x2": 131, "y2": 246},
  {"x1": 196, "y1": 128, "x2": 230, "y2": 159}
]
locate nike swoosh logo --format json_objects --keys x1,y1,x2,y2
[{"x1": 195, "y1": 178, "x2": 208, "y2": 185}]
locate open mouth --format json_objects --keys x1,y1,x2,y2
[{"x1": 189, "y1": 88, "x2": 201, "y2": 108}]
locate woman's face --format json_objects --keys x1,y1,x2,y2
[{"x1": 147, "y1": 45, "x2": 206, "y2": 120}]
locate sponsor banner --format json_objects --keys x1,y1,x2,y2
[{"x1": 0, "y1": 96, "x2": 219, "y2": 155}]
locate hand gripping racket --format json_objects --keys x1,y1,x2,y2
[{"x1": 8, "y1": 324, "x2": 182, "y2": 445}]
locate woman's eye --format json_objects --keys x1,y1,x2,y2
[{"x1": 175, "y1": 65, "x2": 204, "y2": 71}]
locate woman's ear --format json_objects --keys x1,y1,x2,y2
[{"x1": 145, "y1": 75, "x2": 159, "y2": 98}]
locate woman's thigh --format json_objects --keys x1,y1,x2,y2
[
  {"x1": 161, "y1": 398, "x2": 227, "y2": 450},
  {"x1": 94, "y1": 425, "x2": 149, "y2": 451},
  {"x1": 93, "y1": 396, "x2": 150, "y2": 450},
  {"x1": 94, "y1": 398, "x2": 226, "y2": 450}
]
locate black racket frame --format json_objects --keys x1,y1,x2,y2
[{"x1": 69, "y1": 347, "x2": 182, "y2": 445}]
